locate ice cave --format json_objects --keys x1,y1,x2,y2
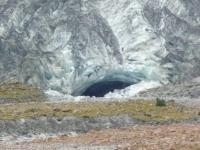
[{"x1": 81, "y1": 81, "x2": 132, "y2": 97}]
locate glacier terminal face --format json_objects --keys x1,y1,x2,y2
[{"x1": 0, "y1": 0, "x2": 200, "y2": 97}]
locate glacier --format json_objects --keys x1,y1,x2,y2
[{"x1": 0, "y1": 0, "x2": 200, "y2": 98}]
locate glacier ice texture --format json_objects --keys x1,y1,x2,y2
[{"x1": 0, "y1": 0, "x2": 200, "y2": 98}]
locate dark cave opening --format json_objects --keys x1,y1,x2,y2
[{"x1": 81, "y1": 81, "x2": 132, "y2": 97}]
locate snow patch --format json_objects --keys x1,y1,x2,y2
[
  {"x1": 45, "y1": 89, "x2": 88, "y2": 102},
  {"x1": 104, "y1": 80, "x2": 161, "y2": 99}
]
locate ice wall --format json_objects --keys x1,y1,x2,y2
[{"x1": 0, "y1": 0, "x2": 200, "y2": 97}]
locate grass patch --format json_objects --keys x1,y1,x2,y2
[
  {"x1": 0, "y1": 99, "x2": 199, "y2": 122},
  {"x1": 0, "y1": 80, "x2": 47, "y2": 103}
]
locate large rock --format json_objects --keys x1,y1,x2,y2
[{"x1": 0, "y1": 0, "x2": 200, "y2": 96}]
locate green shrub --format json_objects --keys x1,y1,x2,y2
[
  {"x1": 25, "y1": 108, "x2": 39, "y2": 113},
  {"x1": 169, "y1": 99, "x2": 175, "y2": 103},
  {"x1": 156, "y1": 98, "x2": 166, "y2": 106}
]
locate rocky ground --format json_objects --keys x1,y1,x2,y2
[
  {"x1": 138, "y1": 77, "x2": 200, "y2": 100},
  {"x1": 0, "y1": 96, "x2": 199, "y2": 150},
  {"x1": 0, "y1": 124, "x2": 200, "y2": 150},
  {"x1": 0, "y1": 83, "x2": 200, "y2": 150}
]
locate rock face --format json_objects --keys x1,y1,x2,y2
[
  {"x1": 0, "y1": 115, "x2": 152, "y2": 137},
  {"x1": 1, "y1": 114, "x2": 199, "y2": 137},
  {"x1": 0, "y1": 114, "x2": 200, "y2": 137},
  {"x1": 0, "y1": 0, "x2": 200, "y2": 96}
]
